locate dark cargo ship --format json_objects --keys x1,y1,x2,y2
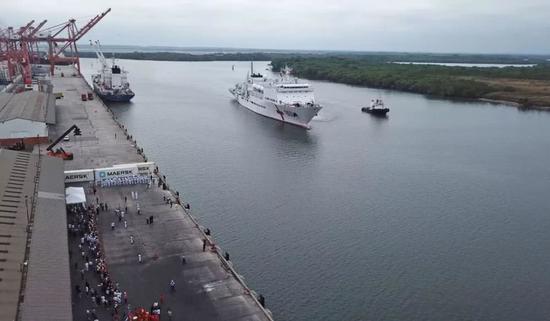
[{"x1": 91, "y1": 40, "x2": 135, "y2": 102}]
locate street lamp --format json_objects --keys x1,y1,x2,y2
[{"x1": 24, "y1": 195, "x2": 29, "y2": 225}]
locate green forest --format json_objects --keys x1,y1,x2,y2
[{"x1": 270, "y1": 57, "x2": 550, "y2": 99}]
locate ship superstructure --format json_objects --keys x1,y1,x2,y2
[
  {"x1": 91, "y1": 41, "x2": 135, "y2": 102},
  {"x1": 230, "y1": 64, "x2": 322, "y2": 129}
]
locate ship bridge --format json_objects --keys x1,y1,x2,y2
[{"x1": 275, "y1": 83, "x2": 313, "y2": 92}]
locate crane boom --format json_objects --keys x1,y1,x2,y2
[
  {"x1": 91, "y1": 40, "x2": 108, "y2": 70},
  {"x1": 46, "y1": 125, "x2": 80, "y2": 151}
]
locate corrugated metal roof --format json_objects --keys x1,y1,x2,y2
[
  {"x1": 0, "y1": 149, "x2": 37, "y2": 321},
  {"x1": 20, "y1": 155, "x2": 72, "y2": 321},
  {"x1": 0, "y1": 91, "x2": 56, "y2": 125},
  {"x1": 0, "y1": 150, "x2": 70, "y2": 321}
]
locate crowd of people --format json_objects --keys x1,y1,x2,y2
[{"x1": 68, "y1": 203, "x2": 127, "y2": 321}]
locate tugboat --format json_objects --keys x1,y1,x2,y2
[
  {"x1": 90, "y1": 40, "x2": 135, "y2": 102},
  {"x1": 362, "y1": 99, "x2": 389, "y2": 116}
]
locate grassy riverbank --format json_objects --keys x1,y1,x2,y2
[{"x1": 270, "y1": 57, "x2": 550, "y2": 109}]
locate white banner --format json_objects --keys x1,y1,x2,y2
[
  {"x1": 113, "y1": 162, "x2": 155, "y2": 175},
  {"x1": 64, "y1": 169, "x2": 95, "y2": 183}
]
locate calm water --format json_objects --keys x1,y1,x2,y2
[{"x1": 82, "y1": 59, "x2": 550, "y2": 321}]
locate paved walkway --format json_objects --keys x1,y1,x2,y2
[{"x1": 49, "y1": 67, "x2": 272, "y2": 321}]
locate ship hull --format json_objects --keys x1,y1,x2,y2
[
  {"x1": 361, "y1": 107, "x2": 389, "y2": 116},
  {"x1": 93, "y1": 83, "x2": 134, "y2": 102},
  {"x1": 234, "y1": 94, "x2": 320, "y2": 129},
  {"x1": 95, "y1": 89, "x2": 135, "y2": 102}
]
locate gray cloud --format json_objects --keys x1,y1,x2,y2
[{"x1": 2, "y1": 0, "x2": 549, "y2": 53}]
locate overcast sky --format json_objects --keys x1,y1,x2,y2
[{"x1": 2, "y1": 0, "x2": 549, "y2": 54}]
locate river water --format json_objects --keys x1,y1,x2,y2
[{"x1": 81, "y1": 59, "x2": 550, "y2": 321}]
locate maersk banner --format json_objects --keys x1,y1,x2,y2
[
  {"x1": 94, "y1": 166, "x2": 139, "y2": 182},
  {"x1": 64, "y1": 169, "x2": 94, "y2": 183}
]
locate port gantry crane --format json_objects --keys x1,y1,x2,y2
[{"x1": 0, "y1": 8, "x2": 111, "y2": 86}]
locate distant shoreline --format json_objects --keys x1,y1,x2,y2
[
  {"x1": 77, "y1": 50, "x2": 550, "y2": 65},
  {"x1": 76, "y1": 51, "x2": 550, "y2": 111},
  {"x1": 269, "y1": 57, "x2": 550, "y2": 111},
  {"x1": 478, "y1": 98, "x2": 549, "y2": 111}
]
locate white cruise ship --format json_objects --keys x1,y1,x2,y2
[{"x1": 229, "y1": 64, "x2": 322, "y2": 129}]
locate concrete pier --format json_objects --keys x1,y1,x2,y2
[{"x1": 50, "y1": 66, "x2": 273, "y2": 321}]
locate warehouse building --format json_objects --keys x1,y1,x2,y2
[{"x1": 0, "y1": 91, "x2": 56, "y2": 148}]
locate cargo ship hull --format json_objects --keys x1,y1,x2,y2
[{"x1": 93, "y1": 83, "x2": 135, "y2": 102}]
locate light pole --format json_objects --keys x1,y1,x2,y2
[
  {"x1": 25, "y1": 195, "x2": 29, "y2": 224},
  {"x1": 25, "y1": 195, "x2": 31, "y2": 233}
]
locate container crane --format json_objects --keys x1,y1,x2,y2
[{"x1": 0, "y1": 9, "x2": 111, "y2": 86}]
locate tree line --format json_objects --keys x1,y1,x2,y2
[{"x1": 270, "y1": 57, "x2": 550, "y2": 99}]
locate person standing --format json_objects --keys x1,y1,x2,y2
[
  {"x1": 138, "y1": 253, "x2": 142, "y2": 263},
  {"x1": 124, "y1": 220, "x2": 127, "y2": 229},
  {"x1": 169, "y1": 279, "x2": 176, "y2": 291},
  {"x1": 130, "y1": 235, "x2": 134, "y2": 244}
]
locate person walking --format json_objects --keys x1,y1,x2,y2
[
  {"x1": 111, "y1": 222, "x2": 115, "y2": 230},
  {"x1": 124, "y1": 220, "x2": 127, "y2": 229},
  {"x1": 75, "y1": 285, "x2": 82, "y2": 298},
  {"x1": 138, "y1": 253, "x2": 142, "y2": 263},
  {"x1": 169, "y1": 279, "x2": 176, "y2": 291},
  {"x1": 202, "y1": 238, "x2": 207, "y2": 252},
  {"x1": 130, "y1": 235, "x2": 134, "y2": 245}
]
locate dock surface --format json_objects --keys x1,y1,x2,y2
[{"x1": 50, "y1": 66, "x2": 272, "y2": 321}]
